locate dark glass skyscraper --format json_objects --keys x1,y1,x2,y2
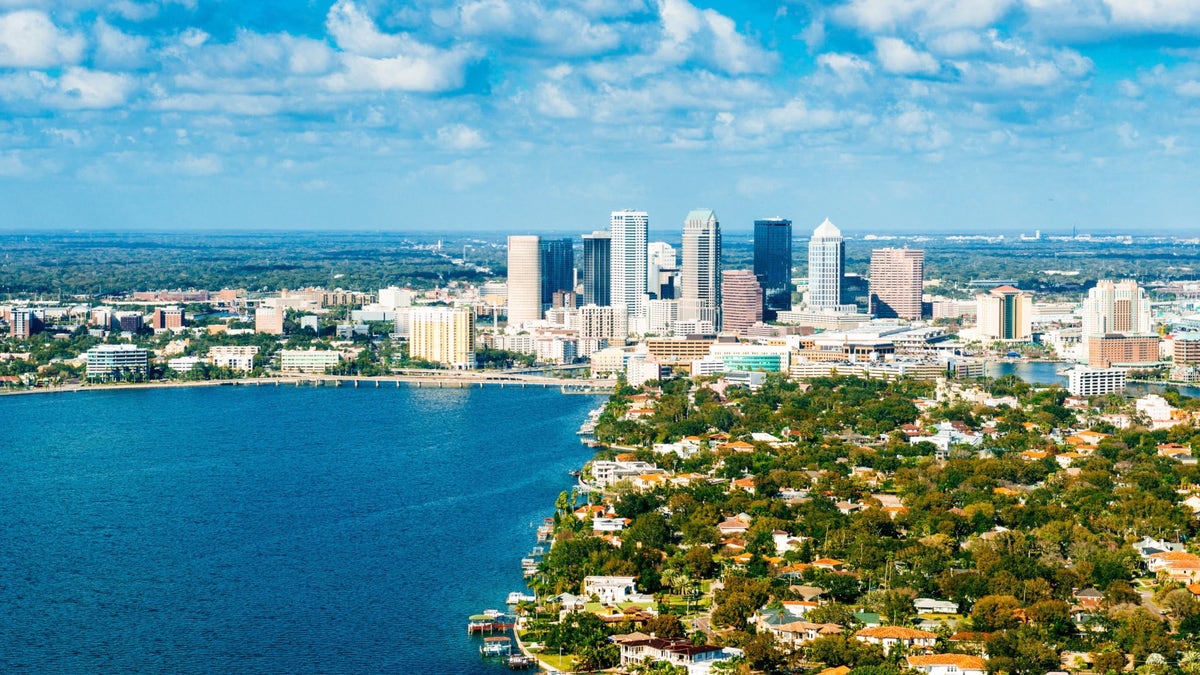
[
  {"x1": 581, "y1": 231, "x2": 611, "y2": 307},
  {"x1": 753, "y1": 218, "x2": 792, "y2": 318},
  {"x1": 540, "y1": 238, "x2": 574, "y2": 310}
]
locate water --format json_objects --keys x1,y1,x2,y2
[
  {"x1": 986, "y1": 361, "x2": 1200, "y2": 398},
  {"x1": 0, "y1": 385, "x2": 601, "y2": 674}
]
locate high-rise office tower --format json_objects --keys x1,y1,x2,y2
[
  {"x1": 721, "y1": 270, "x2": 763, "y2": 334},
  {"x1": 807, "y1": 218, "x2": 844, "y2": 309},
  {"x1": 581, "y1": 231, "x2": 611, "y2": 307},
  {"x1": 610, "y1": 210, "x2": 648, "y2": 317},
  {"x1": 647, "y1": 242, "x2": 677, "y2": 299},
  {"x1": 976, "y1": 286, "x2": 1033, "y2": 341},
  {"x1": 868, "y1": 248, "x2": 924, "y2": 320},
  {"x1": 1081, "y1": 280, "x2": 1152, "y2": 347},
  {"x1": 753, "y1": 218, "x2": 792, "y2": 319},
  {"x1": 506, "y1": 235, "x2": 542, "y2": 325},
  {"x1": 540, "y1": 237, "x2": 574, "y2": 310},
  {"x1": 680, "y1": 209, "x2": 722, "y2": 328}
]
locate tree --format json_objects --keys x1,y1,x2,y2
[
  {"x1": 970, "y1": 595, "x2": 1022, "y2": 632},
  {"x1": 644, "y1": 613, "x2": 685, "y2": 639}
]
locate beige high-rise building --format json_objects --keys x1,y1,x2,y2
[
  {"x1": 255, "y1": 305, "x2": 284, "y2": 335},
  {"x1": 579, "y1": 304, "x2": 628, "y2": 342},
  {"x1": 720, "y1": 270, "x2": 762, "y2": 334},
  {"x1": 1080, "y1": 280, "x2": 1152, "y2": 356},
  {"x1": 976, "y1": 286, "x2": 1032, "y2": 342},
  {"x1": 410, "y1": 307, "x2": 476, "y2": 369},
  {"x1": 868, "y1": 248, "x2": 924, "y2": 320},
  {"x1": 507, "y1": 235, "x2": 542, "y2": 325}
]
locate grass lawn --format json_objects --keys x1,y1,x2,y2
[{"x1": 539, "y1": 653, "x2": 578, "y2": 672}]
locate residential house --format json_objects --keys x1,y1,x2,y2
[
  {"x1": 906, "y1": 654, "x2": 988, "y2": 675},
  {"x1": 717, "y1": 514, "x2": 752, "y2": 535},
  {"x1": 914, "y1": 598, "x2": 960, "y2": 614},
  {"x1": 583, "y1": 576, "x2": 641, "y2": 604},
  {"x1": 764, "y1": 620, "x2": 844, "y2": 648},
  {"x1": 611, "y1": 635, "x2": 732, "y2": 673},
  {"x1": 854, "y1": 626, "x2": 937, "y2": 654}
]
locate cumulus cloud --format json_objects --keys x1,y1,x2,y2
[
  {"x1": 446, "y1": 0, "x2": 622, "y2": 56},
  {"x1": 645, "y1": 0, "x2": 777, "y2": 75},
  {"x1": 874, "y1": 37, "x2": 940, "y2": 75},
  {"x1": 56, "y1": 68, "x2": 136, "y2": 108},
  {"x1": 435, "y1": 123, "x2": 488, "y2": 150},
  {"x1": 0, "y1": 10, "x2": 85, "y2": 68},
  {"x1": 836, "y1": 0, "x2": 1015, "y2": 33},
  {"x1": 94, "y1": 18, "x2": 150, "y2": 70},
  {"x1": 324, "y1": 0, "x2": 478, "y2": 92}
]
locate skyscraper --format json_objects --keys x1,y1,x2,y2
[
  {"x1": 976, "y1": 286, "x2": 1032, "y2": 341},
  {"x1": 806, "y1": 218, "x2": 844, "y2": 309},
  {"x1": 753, "y1": 218, "x2": 792, "y2": 319},
  {"x1": 680, "y1": 209, "x2": 722, "y2": 328},
  {"x1": 540, "y1": 237, "x2": 574, "y2": 310},
  {"x1": 610, "y1": 210, "x2": 648, "y2": 317},
  {"x1": 648, "y1": 242, "x2": 677, "y2": 299},
  {"x1": 410, "y1": 306, "x2": 476, "y2": 369},
  {"x1": 581, "y1": 231, "x2": 611, "y2": 307},
  {"x1": 506, "y1": 235, "x2": 542, "y2": 325},
  {"x1": 1081, "y1": 280, "x2": 1152, "y2": 347},
  {"x1": 868, "y1": 248, "x2": 924, "y2": 320},
  {"x1": 721, "y1": 270, "x2": 763, "y2": 334}
]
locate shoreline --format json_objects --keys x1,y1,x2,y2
[{"x1": 0, "y1": 373, "x2": 617, "y2": 399}]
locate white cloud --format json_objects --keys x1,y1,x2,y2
[
  {"x1": 429, "y1": 159, "x2": 487, "y2": 191},
  {"x1": 151, "y1": 92, "x2": 285, "y2": 115},
  {"x1": 1116, "y1": 122, "x2": 1138, "y2": 147},
  {"x1": 0, "y1": 150, "x2": 27, "y2": 177},
  {"x1": 646, "y1": 0, "x2": 777, "y2": 75},
  {"x1": 533, "y1": 81, "x2": 580, "y2": 118},
  {"x1": 1105, "y1": 0, "x2": 1200, "y2": 29},
  {"x1": 55, "y1": 68, "x2": 135, "y2": 108},
  {"x1": 837, "y1": 0, "x2": 1015, "y2": 32},
  {"x1": 324, "y1": 0, "x2": 477, "y2": 92},
  {"x1": 874, "y1": 37, "x2": 939, "y2": 75},
  {"x1": 94, "y1": 18, "x2": 150, "y2": 69},
  {"x1": 926, "y1": 30, "x2": 985, "y2": 56},
  {"x1": 435, "y1": 124, "x2": 488, "y2": 150},
  {"x1": 174, "y1": 153, "x2": 222, "y2": 175},
  {"x1": 0, "y1": 10, "x2": 85, "y2": 68},
  {"x1": 441, "y1": 0, "x2": 622, "y2": 56}
]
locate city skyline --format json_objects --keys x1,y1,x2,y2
[{"x1": 3, "y1": 1, "x2": 1200, "y2": 232}]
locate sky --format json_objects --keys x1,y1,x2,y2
[{"x1": 3, "y1": 0, "x2": 1200, "y2": 234}]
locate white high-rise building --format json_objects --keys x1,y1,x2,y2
[
  {"x1": 646, "y1": 299, "x2": 679, "y2": 335},
  {"x1": 610, "y1": 210, "x2": 648, "y2": 319},
  {"x1": 507, "y1": 235, "x2": 542, "y2": 325},
  {"x1": 1080, "y1": 279, "x2": 1152, "y2": 355},
  {"x1": 648, "y1": 242, "x2": 677, "y2": 296},
  {"x1": 680, "y1": 209, "x2": 721, "y2": 327},
  {"x1": 807, "y1": 218, "x2": 844, "y2": 309}
]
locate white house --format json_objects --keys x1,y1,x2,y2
[
  {"x1": 914, "y1": 598, "x2": 960, "y2": 614},
  {"x1": 583, "y1": 576, "x2": 640, "y2": 604}
]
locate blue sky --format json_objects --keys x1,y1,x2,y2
[{"x1": 2, "y1": 0, "x2": 1200, "y2": 234}]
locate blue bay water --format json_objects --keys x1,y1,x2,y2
[{"x1": 0, "y1": 385, "x2": 601, "y2": 674}]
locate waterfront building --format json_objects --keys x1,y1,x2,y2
[
  {"x1": 581, "y1": 231, "x2": 612, "y2": 307},
  {"x1": 1087, "y1": 334, "x2": 1161, "y2": 368},
  {"x1": 86, "y1": 344, "x2": 150, "y2": 380},
  {"x1": 610, "y1": 210, "x2": 648, "y2": 319},
  {"x1": 506, "y1": 235, "x2": 542, "y2": 325},
  {"x1": 209, "y1": 345, "x2": 260, "y2": 372},
  {"x1": 1067, "y1": 366, "x2": 1127, "y2": 396},
  {"x1": 152, "y1": 306, "x2": 185, "y2": 330},
  {"x1": 975, "y1": 286, "x2": 1033, "y2": 342},
  {"x1": 410, "y1": 307, "x2": 476, "y2": 369},
  {"x1": 255, "y1": 306, "x2": 284, "y2": 335},
  {"x1": 539, "y1": 237, "x2": 574, "y2": 312},
  {"x1": 1176, "y1": 333, "x2": 1200, "y2": 365},
  {"x1": 168, "y1": 356, "x2": 203, "y2": 372},
  {"x1": 680, "y1": 209, "x2": 721, "y2": 327},
  {"x1": 646, "y1": 337, "x2": 715, "y2": 364},
  {"x1": 754, "y1": 218, "x2": 792, "y2": 318},
  {"x1": 721, "y1": 270, "x2": 763, "y2": 335},
  {"x1": 279, "y1": 348, "x2": 341, "y2": 374},
  {"x1": 1081, "y1": 279, "x2": 1153, "y2": 355},
  {"x1": 807, "y1": 219, "x2": 844, "y2": 309},
  {"x1": 869, "y1": 248, "x2": 924, "y2": 320}
]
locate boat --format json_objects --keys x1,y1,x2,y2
[
  {"x1": 467, "y1": 610, "x2": 515, "y2": 633},
  {"x1": 506, "y1": 591, "x2": 536, "y2": 605},
  {"x1": 507, "y1": 654, "x2": 537, "y2": 670},
  {"x1": 480, "y1": 636, "x2": 512, "y2": 657}
]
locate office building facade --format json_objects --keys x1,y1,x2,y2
[
  {"x1": 721, "y1": 270, "x2": 763, "y2": 335},
  {"x1": 610, "y1": 210, "x2": 648, "y2": 318},
  {"x1": 806, "y1": 218, "x2": 844, "y2": 309},
  {"x1": 581, "y1": 231, "x2": 611, "y2": 307},
  {"x1": 506, "y1": 235, "x2": 542, "y2": 325},
  {"x1": 680, "y1": 209, "x2": 721, "y2": 327},
  {"x1": 869, "y1": 248, "x2": 924, "y2": 320},
  {"x1": 540, "y1": 238, "x2": 574, "y2": 311},
  {"x1": 976, "y1": 286, "x2": 1033, "y2": 342},
  {"x1": 753, "y1": 218, "x2": 792, "y2": 318}
]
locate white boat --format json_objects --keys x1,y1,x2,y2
[{"x1": 506, "y1": 592, "x2": 536, "y2": 604}]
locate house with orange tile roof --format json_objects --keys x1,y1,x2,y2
[
  {"x1": 854, "y1": 626, "x2": 937, "y2": 654},
  {"x1": 730, "y1": 477, "x2": 757, "y2": 493},
  {"x1": 812, "y1": 557, "x2": 846, "y2": 571},
  {"x1": 762, "y1": 620, "x2": 844, "y2": 647},
  {"x1": 720, "y1": 440, "x2": 756, "y2": 454},
  {"x1": 906, "y1": 654, "x2": 988, "y2": 675},
  {"x1": 717, "y1": 514, "x2": 752, "y2": 535}
]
